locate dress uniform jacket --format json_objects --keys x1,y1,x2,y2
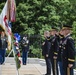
[
  {"x1": 0, "y1": 37, "x2": 8, "y2": 49},
  {"x1": 42, "y1": 37, "x2": 51, "y2": 56},
  {"x1": 58, "y1": 35, "x2": 64, "y2": 62},
  {"x1": 49, "y1": 35, "x2": 59, "y2": 58},
  {"x1": 49, "y1": 35, "x2": 59, "y2": 75},
  {"x1": 60, "y1": 34, "x2": 75, "y2": 75},
  {"x1": 61, "y1": 35, "x2": 75, "y2": 65},
  {"x1": 21, "y1": 39, "x2": 29, "y2": 52},
  {"x1": 58, "y1": 35, "x2": 65, "y2": 75}
]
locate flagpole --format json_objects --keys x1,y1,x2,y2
[{"x1": 7, "y1": 49, "x2": 13, "y2": 57}]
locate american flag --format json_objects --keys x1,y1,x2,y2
[
  {"x1": 4, "y1": 15, "x2": 12, "y2": 35},
  {"x1": 7, "y1": 0, "x2": 16, "y2": 22},
  {"x1": 10, "y1": 0, "x2": 16, "y2": 22}
]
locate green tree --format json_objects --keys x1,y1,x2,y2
[{"x1": 0, "y1": 0, "x2": 76, "y2": 58}]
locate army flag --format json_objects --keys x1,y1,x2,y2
[{"x1": 0, "y1": 1, "x2": 12, "y2": 50}]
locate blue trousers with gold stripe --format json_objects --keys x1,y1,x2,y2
[
  {"x1": 0, "y1": 49, "x2": 6, "y2": 64},
  {"x1": 63, "y1": 61, "x2": 74, "y2": 75}
]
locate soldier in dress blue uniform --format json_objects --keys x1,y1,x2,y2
[
  {"x1": 59, "y1": 25, "x2": 75, "y2": 75},
  {"x1": 42, "y1": 31, "x2": 51, "y2": 75},
  {"x1": 49, "y1": 27, "x2": 59, "y2": 75},
  {"x1": 58, "y1": 31, "x2": 65, "y2": 75},
  {"x1": 21, "y1": 35, "x2": 29, "y2": 65},
  {"x1": 0, "y1": 31, "x2": 8, "y2": 64}
]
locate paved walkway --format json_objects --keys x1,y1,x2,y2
[
  {"x1": 0, "y1": 57, "x2": 46, "y2": 75},
  {"x1": 0, "y1": 57, "x2": 76, "y2": 75}
]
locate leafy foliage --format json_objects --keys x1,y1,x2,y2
[{"x1": 0, "y1": 0, "x2": 76, "y2": 58}]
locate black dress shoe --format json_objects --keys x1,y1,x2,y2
[{"x1": 23, "y1": 63, "x2": 26, "y2": 65}]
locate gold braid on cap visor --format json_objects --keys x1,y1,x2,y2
[{"x1": 62, "y1": 27, "x2": 72, "y2": 30}]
